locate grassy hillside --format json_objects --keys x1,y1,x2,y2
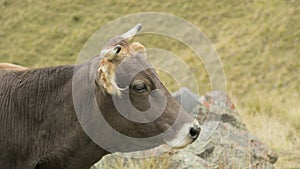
[{"x1": 1, "y1": 0, "x2": 299, "y2": 168}]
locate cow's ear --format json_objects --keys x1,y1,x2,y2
[
  {"x1": 101, "y1": 45, "x2": 122, "y2": 61},
  {"x1": 97, "y1": 45, "x2": 123, "y2": 96}
]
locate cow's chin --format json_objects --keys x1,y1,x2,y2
[
  {"x1": 165, "y1": 135, "x2": 195, "y2": 149},
  {"x1": 164, "y1": 121, "x2": 201, "y2": 149}
]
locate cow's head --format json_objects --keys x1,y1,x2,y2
[{"x1": 94, "y1": 24, "x2": 201, "y2": 151}]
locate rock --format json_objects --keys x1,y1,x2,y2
[
  {"x1": 91, "y1": 151, "x2": 172, "y2": 169},
  {"x1": 186, "y1": 121, "x2": 277, "y2": 168},
  {"x1": 173, "y1": 89, "x2": 247, "y2": 130},
  {"x1": 169, "y1": 151, "x2": 210, "y2": 169},
  {"x1": 172, "y1": 87, "x2": 200, "y2": 114},
  {"x1": 91, "y1": 88, "x2": 278, "y2": 169}
]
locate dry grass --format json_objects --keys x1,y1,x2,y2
[{"x1": 235, "y1": 91, "x2": 300, "y2": 168}]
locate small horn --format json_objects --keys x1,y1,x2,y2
[{"x1": 120, "y1": 23, "x2": 142, "y2": 40}]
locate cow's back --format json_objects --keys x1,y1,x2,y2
[
  {"x1": 0, "y1": 63, "x2": 28, "y2": 70},
  {"x1": 0, "y1": 63, "x2": 28, "y2": 80}
]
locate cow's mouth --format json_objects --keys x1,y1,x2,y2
[{"x1": 164, "y1": 120, "x2": 201, "y2": 149}]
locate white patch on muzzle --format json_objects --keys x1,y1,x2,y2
[{"x1": 165, "y1": 120, "x2": 201, "y2": 149}]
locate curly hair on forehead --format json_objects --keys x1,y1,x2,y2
[{"x1": 97, "y1": 41, "x2": 146, "y2": 96}]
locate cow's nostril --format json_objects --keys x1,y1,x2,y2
[{"x1": 189, "y1": 127, "x2": 200, "y2": 139}]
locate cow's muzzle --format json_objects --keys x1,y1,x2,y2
[{"x1": 165, "y1": 120, "x2": 202, "y2": 149}]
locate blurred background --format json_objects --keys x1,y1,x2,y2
[{"x1": 1, "y1": 0, "x2": 299, "y2": 168}]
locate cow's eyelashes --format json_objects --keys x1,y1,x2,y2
[{"x1": 132, "y1": 83, "x2": 148, "y2": 93}]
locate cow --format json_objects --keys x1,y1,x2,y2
[{"x1": 0, "y1": 24, "x2": 201, "y2": 169}]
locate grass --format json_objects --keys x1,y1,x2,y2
[{"x1": 1, "y1": 0, "x2": 299, "y2": 168}]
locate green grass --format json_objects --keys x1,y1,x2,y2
[{"x1": 1, "y1": 0, "x2": 299, "y2": 168}]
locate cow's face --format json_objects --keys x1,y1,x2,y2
[{"x1": 95, "y1": 24, "x2": 201, "y2": 150}]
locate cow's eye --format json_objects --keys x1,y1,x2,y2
[{"x1": 132, "y1": 82, "x2": 148, "y2": 93}]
